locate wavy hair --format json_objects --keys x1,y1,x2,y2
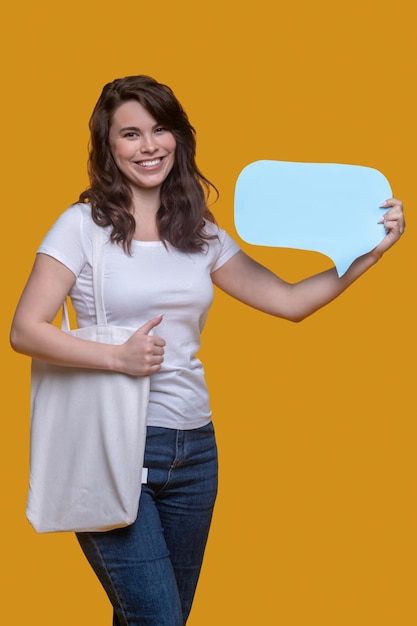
[{"x1": 79, "y1": 75, "x2": 218, "y2": 252}]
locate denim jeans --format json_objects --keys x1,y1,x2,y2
[{"x1": 76, "y1": 422, "x2": 218, "y2": 626}]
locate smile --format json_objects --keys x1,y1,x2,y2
[{"x1": 136, "y1": 158, "x2": 163, "y2": 168}]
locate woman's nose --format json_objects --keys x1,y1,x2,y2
[{"x1": 140, "y1": 134, "x2": 157, "y2": 152}]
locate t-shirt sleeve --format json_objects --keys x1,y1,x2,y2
[
  {"x1": 37, "y1": 204, "x2": 92, "y2": 277},
  {"x1": 209, "y1": 224, "x2": 240, "y2": 272}
]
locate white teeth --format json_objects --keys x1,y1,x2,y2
[{"x1": 137, "y1": 158, "x2": 162, "y2": 167}]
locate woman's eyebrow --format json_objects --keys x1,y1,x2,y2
[
  {"x1": 119, "y1": 126, "x2": 141, "y2": 133},
  {"x1": 118, "y1": 123, "x2": 162, "y2": 133}
]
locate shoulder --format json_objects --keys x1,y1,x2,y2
[
  {"x1": 38, "y1": 202, "x2": 93, "y2": 239},
  {"x1": 54, "y1": 202, "x2": 93, "y2": 230},
  {"x1": 202, "y1": 220, "x2": 241, "y2": 271},
  {"x1": 37, "y1": 203, "x2": 95, "y2": 275},
  {"x1": 202, "y1": 219, "x2": 234, "y2": 243}
]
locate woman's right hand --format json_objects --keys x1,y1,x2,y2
[{"x1": 116, "y1": 316, "x2": 166, "y2": 376}]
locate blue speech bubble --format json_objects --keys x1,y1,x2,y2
[{"x1": 234, "y1": 160, "x2": 392, "y2": 276}]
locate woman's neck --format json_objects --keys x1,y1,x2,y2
[
  {"x1": 131, "y1": 187, "x2": 161, "y2": 241},
  {"x1": 131, "y1": 185, "x2": 161, "y2": 215}
]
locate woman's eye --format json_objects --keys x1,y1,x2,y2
[
  {"x1": 123, "y1": 131, "x2": 138, "y2": 138},
  {"x1": 154, "y1": 127, "x2": 166, "y2": 134}
]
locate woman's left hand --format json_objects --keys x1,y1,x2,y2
[{"x1": 372, "y1": 197, "x2": 405, "y2": 257}]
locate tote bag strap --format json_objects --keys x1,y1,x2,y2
[
  {"x1": 61, "y1": 220, "x2": 108, "y2": 331},
  {"x1": 91, "y1": 222, "x2": 108, "y2": 326}
]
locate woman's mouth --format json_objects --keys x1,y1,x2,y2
[{"x1": 136, "y1": 157, "x2": 163, "y2": 168}]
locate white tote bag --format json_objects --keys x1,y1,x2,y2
[{"x1": 26, "y1": 224, "x2": 150, "y2": 533}]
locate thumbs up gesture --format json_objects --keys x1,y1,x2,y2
[{"x1": 116, "y1": 315, "x2": 166, "y2": 376}]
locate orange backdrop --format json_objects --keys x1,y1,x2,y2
[{"x1": 2, "y1": 1, "x2": 415, "y2": 624}]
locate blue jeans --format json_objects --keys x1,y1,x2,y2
[{"x1": 76, "y1": 423, "x2": 218, "y2": 625}]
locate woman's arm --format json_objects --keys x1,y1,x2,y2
[
  {"x1": 212, "y1": 199, "x2": 405, "y2": 322},
  {"x1": 10, "y1": 253, "x2": 165, "y2": 375}
]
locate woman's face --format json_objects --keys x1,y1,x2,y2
[{"x1": 109, "y1": 100, "x2": 176, "y2": 193}]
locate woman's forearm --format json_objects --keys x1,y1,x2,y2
[
  {"x1": 288, "y1": 249, "x2": 380, "y2": 321},
  {"x1": 10, "y1": 319, "x2": 119, "y2": 370}
]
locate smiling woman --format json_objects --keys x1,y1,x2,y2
[
  {"x1": 108, "y1": 101, "x2": 177, "y2": 203},
  {"x1": 9, "y1": 74, "x2": 405, "y2": 626},
  {"x1": 79, "y1": 75, "x2": 219, "y2": 254}
]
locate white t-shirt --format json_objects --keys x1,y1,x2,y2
[{"x1": 38, "y1": 203, "x2": 240, "y2": 430}]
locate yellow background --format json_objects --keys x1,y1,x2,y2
[{"x1": 2, "y1": 1, "x2": 415, "y2": 624}]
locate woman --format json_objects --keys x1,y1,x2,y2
[{"x1": 10, "y1": 75, "x2": 405, "y2": 625}]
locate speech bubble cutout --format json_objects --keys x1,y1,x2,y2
[{"x1": 234, "y1": 160, "x2": 392, "y2": 276}]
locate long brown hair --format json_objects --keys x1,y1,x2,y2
[{"x1": 79, "y1": 75, "x2": 218, "y2": 252}]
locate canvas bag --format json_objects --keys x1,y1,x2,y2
[{"x1": 26, "y1": 224, "x2": 150, "y2": 533}]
